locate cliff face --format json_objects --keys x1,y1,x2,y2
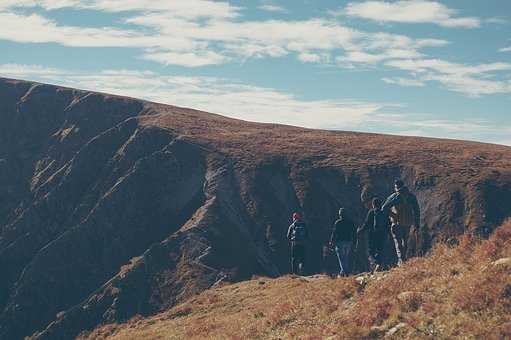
[{"x1": 0, "y1": 78, "x2": 510, "y2": 339}]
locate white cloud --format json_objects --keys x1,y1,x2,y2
[
  {"x1": 0, "y1": 64, "x2": 392, "y2": 129},
  {"x1": 486, "y1": 17, "x2": 508, "y2": 25},
  {"x1": 2, "y1": 0, "x2": 240, "y2": 19},
  {"x1": 500, "y1": 47, "x2": 511, "y2": 53},
  {"x1": 345, "y1": 0, "x2": 480, "y2": 28},
  {"x1": 142, "y1": 51, "x2": 229, "y2": 67},
  {"x1": 0, "y1": 1, "x2": 450, "y2": 69},
  {"x1": 364, "y1": 113, "x2": 511, "y2": 145},
  {"x1": 382, "y1": 77, "x2": 425, "y2": 87},
  {"x1": 1, "y1": 0, "x2": 508, "y2": 98},
  {"x1": 298, "y1": 52, "x2": 328, "y2": 63},
  {"x1": 0, "y1": 63, "x2": 64, "y2": 76},
  {"x1": 0, "y1": 12, "x2": 152, "y2": 47},
  {"x1": 384, "y1": 58, "x2": 511, "y2": 96},
  {"x1": 259, "y1": 4, "x2": 286, "y2": 13}
]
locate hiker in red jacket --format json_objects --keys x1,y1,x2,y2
[{"x1": 287, "y1": 212, "x2": 309, "y2": 275}]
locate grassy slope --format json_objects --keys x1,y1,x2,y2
[{"x1": 83, "y1": 221, "x2": 511, "y2": 340}]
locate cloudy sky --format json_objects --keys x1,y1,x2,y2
[{"x1": 0, "y1": 0, "x2": 510, "y2": 145}]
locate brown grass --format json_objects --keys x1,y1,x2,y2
[{"x1": 83, "y1": 220, "x2": 511, "y2": 339}]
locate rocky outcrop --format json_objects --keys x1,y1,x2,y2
[{"x1": 0, "y1": 77, "x2": 510, "y2": 339}]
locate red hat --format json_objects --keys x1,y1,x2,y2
[{"x1": 292, "y1": 212, "x2": 301, "y2": 221}]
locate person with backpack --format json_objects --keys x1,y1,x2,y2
[
  {"x1": 287, "y1": 212, "x2": 308, "y2": 275},
  {"x1": 360, "y1": 197, "x2": 389, "y2": 269},
  {"x1": 382, "y1": 179, "x2": 420, "y2": 266},
  {"x1": 329, "y1": 208, "x2": 357, "y2": 276}
]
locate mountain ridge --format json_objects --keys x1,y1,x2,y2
[{"x1": 0, "y1": 77, "x2": 510, "y2": 339}]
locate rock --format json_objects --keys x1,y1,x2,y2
[
  {"x1": 386, "y1": 322, "x2": 407, "y2": 337},
  {"x1": 369, "y1": 325, "x2": 387, "y2": 337},
  {"x1": 355, "y1": 275, "x2": 368, "y2": 286},
  {"x1": 397, "y1": 291, "x2": 416, "y2": 303},
  {"x1": 492, "y1": 257, "x2": 511, "y2": 268}
]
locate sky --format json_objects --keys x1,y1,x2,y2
[{"x1": 0, "y1": 0, "x2": 510, "y2": 145}]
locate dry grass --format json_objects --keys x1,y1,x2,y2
[{"x1": 83, "y1": 220, "x2": 511, "y2": 339}]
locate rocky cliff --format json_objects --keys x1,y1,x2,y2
[{"x1": 0, "y1": 77, "x2": 510, "y2": 339}]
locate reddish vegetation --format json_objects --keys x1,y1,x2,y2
[
  {"x1": 0, "y1": 77, "x2": 510, "y2": 339},
  {"x1": 82, "y1": 220, "x2": 511, "y2": 339}
]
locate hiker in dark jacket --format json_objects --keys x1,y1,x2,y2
[
  {"x1": 329, "y1": 208, "x2": 357, "y2": 276},
  {"x1": 360, "y1": 197, "x2": 389, "y2": 268},
  {"x1": 382, "y1": 179, "x2": 420, "y2": 265},
  {"x1": 287, "y1": 212, "x2": 309, "y2": 275}
]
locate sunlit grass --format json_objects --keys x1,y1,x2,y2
[{"x1": 83, "y1": 220, "x2": 511, "y2": 339}]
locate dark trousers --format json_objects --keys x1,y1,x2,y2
[
  {"x1": 291, "y1": 243, "x2": 306, "y2": 274},
  {"x1": 369, "y1": 233, "x2": 385, "y2": 266}
]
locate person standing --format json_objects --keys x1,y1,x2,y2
[
  {"x1": 287, "y1": 212, "x2": 308, "y2": 275},
  {"x1": 382, "y1": 180, "x2": 420, "y2": 266},
  {"x1": 329, "y1": 208, "x2": 357, "y2": 276},
  {"x1": 360, "y1": 197, "x2": 389, "y2": 269}
]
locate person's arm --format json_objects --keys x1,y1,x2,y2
[
  {"x1": 381, "y1": 192, "x2": 400, "y2": 213},
  {"x1": 287, "y1": 224, "x2": 293, "y2": 241}
]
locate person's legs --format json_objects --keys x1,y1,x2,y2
[
  {"x1": 391, "y1": 224, "x2": 404, "y2": 266},
  {"x1": 336, "y1": 241, "x2": 351, "y2": 275},
  {"x1": 291, "y1": 243, "x2": 297, "y2": 274},
  {"x1": 291, "y1": 243, "x2": 306, "y2": 275},
  {"x1": 340, "y1": 242, "x2": 352, "y2": 274},
  {"x1": 373, "y1": 233, "x2": 385, "y2": 267},
  {"x1": 334, "y1": 244, "x2": 345, "y2": 275},
  {"x1": 295, "y1": 244, "x2": 305, "y2": 275}
]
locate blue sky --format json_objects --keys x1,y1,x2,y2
[{"x1": 0, "y1": 0, "x2": 510, "y2": 145}]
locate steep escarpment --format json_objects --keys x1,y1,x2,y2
[{"x1": 0, "y1": 77, "x2": 510, "y2": 339}]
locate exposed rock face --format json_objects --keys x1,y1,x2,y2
[{"x1": 0, "y1": 77, "x2": 510, "y2": 339}]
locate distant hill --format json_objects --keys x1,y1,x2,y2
[{"x1": 0, "y1": 77, "x2": 510, "y2": 339}]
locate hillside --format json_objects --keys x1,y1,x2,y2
[
  {"x1": 82, "y1": 220, "x2": 511, "y2": 339},
  {"x1": 0, "y1": 77, "x2": 510, "y2": 339}
]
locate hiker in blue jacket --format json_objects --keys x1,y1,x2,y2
[
  {"x1": 360, "y1": 197, "x2": 389, "y2": 269},
  {"x1": 287, "y1": 212, "x2": 309, "y2": 275}
]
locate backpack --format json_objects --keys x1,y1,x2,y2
[
  {"x1": 373, "y1": 210, "x2": 386, "y2": 231},
  {"x1": 394, "y1": 192, "x2": 415, "y2": 227},
  {"x1": 292, "y1": 222, "x2": 307, "y2": 242}
]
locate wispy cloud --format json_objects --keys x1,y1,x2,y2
[
  {"x1": 364, "y1": 113, "x2": 511, "y2": 145},
  {"x1": 1, "y1": 0, "x2": 240, "y2": 19},
  {"x1": 344, "y1": 0, "x2": 480, "y2": 28},
  {"x1": 259, "y1": 4, "x2": 286, "y2": 13},
  {"x1": 382, "y1": 77, "x2": 425, "y2": 87},
  {"x1": 0, "y1": 0, "x2": 509, "y2": 98},
  {"x1": 0, "y1": 4, "x2": 446, "y2": 69},
  {"x1": 385, "y1": 59, "x2": 511, "y2": 96},
  {"x1": 0, "y1": 64, "x2": 393, "y2": 129},
  {"x1": 500, "y1": 47, "x2": 511, "y2": 53}
]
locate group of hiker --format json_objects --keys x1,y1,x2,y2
[{"x1": 287, "y1": 179, "x2": 420, "y2": 276}]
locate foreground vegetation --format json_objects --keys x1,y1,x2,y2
[{"x1": 83, "y1": 220, "x2": 511, "y2": 339}]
